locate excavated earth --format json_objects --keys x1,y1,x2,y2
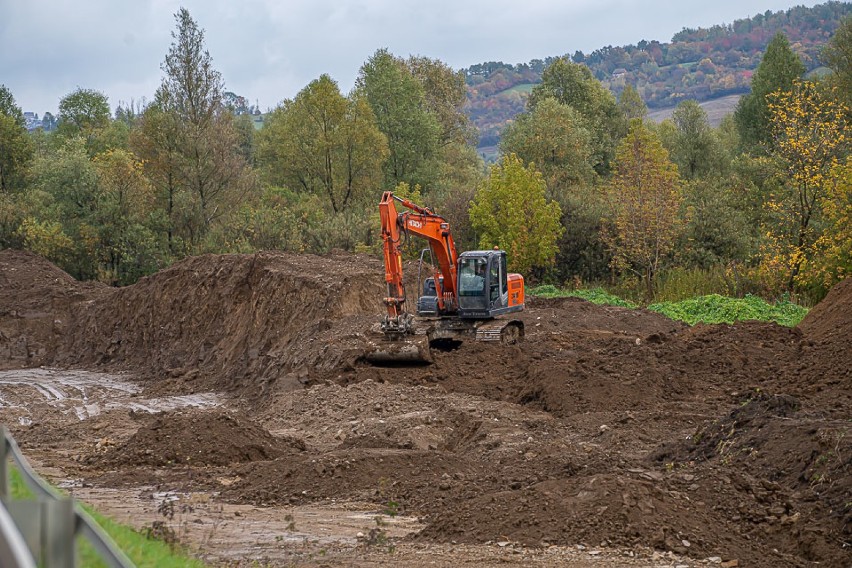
[{"x1": 0, "y1": 248, "x2": 849, "y2": 567}]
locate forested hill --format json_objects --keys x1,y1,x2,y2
[{"x1": 466, "y1": 1, "x2": 851, "y2": 149}]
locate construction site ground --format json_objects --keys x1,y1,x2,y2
[{"x1": 0, "y1": 249, "x2": 849, "y2": 567}]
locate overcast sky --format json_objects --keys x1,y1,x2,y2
[{"x1": 0, "y1": 0, "x2": 825, "y2": 115}]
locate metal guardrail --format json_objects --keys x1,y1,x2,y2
[{"x1": 0, "y1": 425, "x2": 135, "y2": 568}]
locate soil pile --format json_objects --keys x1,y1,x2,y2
[
  {"x1": 98, "y1": 410, "x2": 300, "y2": 467},
  {"x1": 798, "y1": 276, "x2": 852, "y2": 342},
  {"x1": 649, "y1": 393, "x2": 851, "y2": 565},
  {"x1": 0, "y1": 250, "x2": 103, "y2": 368},
  {"x1": 58, "y1": 251, "x2": 384, "y2": 394},
  {"x1": 793, "y1": 277, "x2": 852, "y2": 413}
]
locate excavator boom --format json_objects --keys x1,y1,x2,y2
[{"x1": 379, "y1": 191, "x2": 459, "y2": 323}]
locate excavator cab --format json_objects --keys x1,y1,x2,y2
[
  {"x1": 417, "y1": 250, "x2": 524, "y2": 319},
  {"x1": 456, "y1": 250, "x2": 524, "y2": 318}
]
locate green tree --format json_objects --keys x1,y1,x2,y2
[
  {"x1": 822, "y1": 16, "x2": 852, "y2": 112},
  {"x1": 528, "y1": 57, "x2": 626, "y2": 174},
  {"x1": 734, "y1": 33, "x2": 805, "y2": 151},
  {"x1": 469, "y1": 153, "x2": 563, "y2": 277},
  {"x1": 0, "y1": 112, "x2": 34, "y2": 194},
  {"x1": 406, "y1": 55, "x2": 476, "y2": 147},
  {"x1": 57, "y1": 88, "x2": 111, "y2": 136},
  {"x1": 662, "y1": 100, "x2": 720, "y2": 180},
  {"x1": 152, "y1": 8, "x2": 255, "y2": 251},
  {"x1": 500, "y1": 98, "x2": 595, "y2": 192},
  {"x1": 257, "y1": 74, "x2": 387, "y2": 213},
  {"x1": 405, "y1": 55, "x2": 483, "y2": 202},
  {"x1": 15, "y1": 217, "x2": 74, "y2": 264},
  {"x1": 618, "y1": 84, "x2": 648, "y2": 120},
  {"x1": 0, "y1": 85, "x2": 25, "y2": 126},
  {"x1": 678, "y1": 178, "x2": 754, "y2": 269},
  {"x1": 28, "y1": 137, "x2": 100, "y2": 277},
  {"x1": 604, "y1": 120, "x2": 684, "y2": 299},
  {"x1": 356, "y1": 49, "x2": 442, "y2": 190},
  {"x1": 89, "y1": 149, "x2": 164, "y2": 284},
  {"x1": 130, "y1": 105, "x2": 186, "y2": 255}
]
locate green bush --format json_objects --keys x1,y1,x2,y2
[
  {"x1": 528, "y1": 284, "x2": 808, "y2": 327},
  {"x1": 653, "y1": 265, "x2": 735, "y2": 302},
  {"x1": 528, "y1": 285, "x2": 637, "y2": 307},
  {"x1": 647, "y1": 294, "x2": 808, "y2": 327}
]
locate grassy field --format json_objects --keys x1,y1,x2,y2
[
  {"x1": 498, "y1": 83, "x2": 535, "y2": 96},
  {"x1": 9, "y1": 467, "x2": 206, "y2": 568},
  {"x1": 647, "y1": 94, "x2": 741, "y2": 127},
  {"x1": 528, "y1": 285, "x2": 808, "y2": 327}
]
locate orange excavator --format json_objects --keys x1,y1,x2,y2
[{"x1": 365, "y1": 191, "x2": 525, "y2": 363}]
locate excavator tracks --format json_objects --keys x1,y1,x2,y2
[{"x1": 363, "y1": 319, "x2": 523, "y2": 365}]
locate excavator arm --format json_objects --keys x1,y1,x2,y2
[{"x1": 379, "y1": 191, "x2": 459, "y2": 331}]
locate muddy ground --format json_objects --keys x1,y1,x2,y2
[{"x1": 0, "y1": 248, "x2": 849, "y2": 567}]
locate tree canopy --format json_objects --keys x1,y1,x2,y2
[
  {"x1": 470, "y1": 153, "x2": 563, "y2": 277},
  {"x1": 734, "y1": 32, "x2": 806, "y2": 150}
]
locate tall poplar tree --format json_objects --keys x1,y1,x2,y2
[
  {"x1": 146, "y1": 8, "x2": 254, "y2": 252},
  {"x1": 528, "y1": 57, "x2": 626, "y2": 175},
  {"x1": 734, "y1": 33, "x2": 805, "y2": 151},
  {"x1": 356, "y1": 49, "x2": 441, "y2": 191},
  {"x1": 257, "y1": 75, "x2": 387, "y2": 213}
]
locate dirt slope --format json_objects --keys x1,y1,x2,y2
[
  {"x1": 0, "y1": 249, "x2": 103, "y2": 367},
  {"x1": 1, "y1": 250, "x2": 849, "y2": 567}
]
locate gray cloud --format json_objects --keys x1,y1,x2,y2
[{"x1": 0, "y1": 0, "x2": 822, "y2": 115}]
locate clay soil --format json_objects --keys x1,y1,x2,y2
[{"x1": 0, "y1": 248, "x2": 849, "y2": 567}]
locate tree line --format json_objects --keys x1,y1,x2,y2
[{"x1": 1, "y1": 9, "x2": 850, "y2": 304}]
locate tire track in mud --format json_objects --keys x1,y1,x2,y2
[{"x1": 0, "y1": 368, "x2": 221, "y2": 425}]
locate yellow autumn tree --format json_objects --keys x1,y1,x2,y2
[
  {"x1": 469, "y1": 153, "x2": 563, "y2": 277},
  {"x1": 762, "y1": 80, "x2": 849, "y2": 293},
  {"x1": 603, "y1": 119, "x2": 683, "y2": 300},
  {"x1": 797, "y1": 157, "x2": 852, "y2": 293}
]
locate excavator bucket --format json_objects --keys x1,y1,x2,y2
[{"x1": 363, "y1": 327, "x2": 433, "y2": 364}]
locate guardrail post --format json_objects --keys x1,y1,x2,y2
[
  {"x1": 6, "y1": 501, "x2": 40, "y2": 559},
  {"x1": 43, "y1": 499, "x2": 75, "y2": 568},
  {"x1": 0, "y1": 501, "x2": 37, "y2": 568},
  {"x1": 0, "y1": 426, "x2": 9, "y2": 500}
]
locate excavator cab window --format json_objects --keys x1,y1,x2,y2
[
  {"x1": 501, "y1": 252, "x2": 508, "y2": 296},
  {"x1": 489, "y1": 257, "x2": 500, "y2": 302},
  {"x1": 459, "y1": 257, "x2": 486, "y2": 296}
]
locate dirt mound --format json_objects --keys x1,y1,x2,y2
[
  {"x1": 57, "y1": 251, "x2": 384, "y2": 395},
  {"x1": 655, "y1": 393, "x2": 800, "y2": 462},
  {"x1": 798, "y1": 277, "x2": 852, "y2": 342},
  {"x1": 646, "y1": 393, "x2": 850, "y2": 566},
  {"x1": 222, "y1": 449, "x2": 480, "y2": 511},
  {"x1": 786, "y1": 278, "x2": 852, "y2": 415},
  {"x1": 97, "y1": 410, "x2": 300, "y2": 467},
  {"x1": 0, "y1": 249, "x2": 103, "y2": 368}
]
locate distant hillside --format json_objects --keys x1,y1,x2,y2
[{"x1": 465, "y1": 1, "x2": 851, "y2": 149}]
